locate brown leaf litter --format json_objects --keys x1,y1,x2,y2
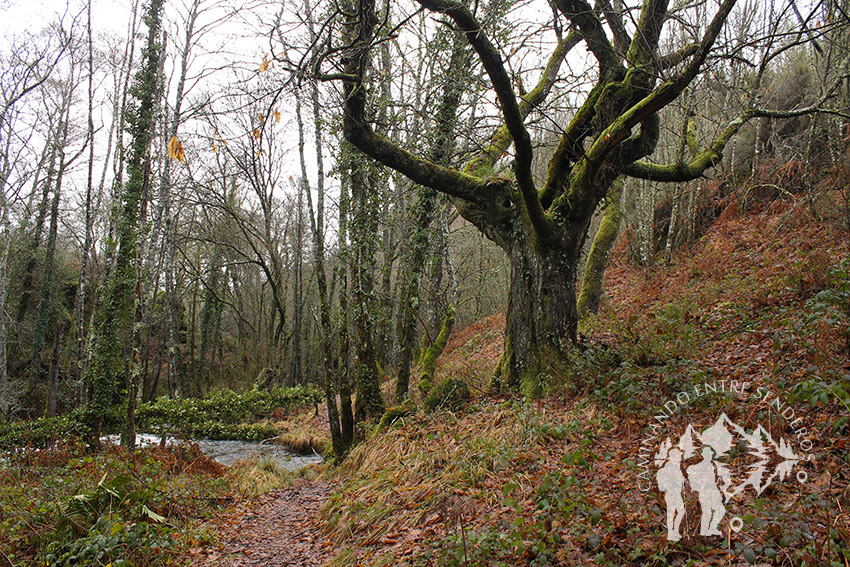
[{"x1": 192, "y1": 480, "x2": 335, "y2": 567}]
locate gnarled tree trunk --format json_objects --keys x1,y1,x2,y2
[{"x1": 495, "y1": 235, "x2": 579, "y2": 395}]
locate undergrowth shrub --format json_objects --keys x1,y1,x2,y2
[
  {"x1": 1, "y1": 444, "x2": 226, "y2": 566},
  {"x1": 782, "y1": 258, "x2": 850, "y2": 433},
  {"x1": 424, "y1": 378, "x2": 470, "y2": 412},
  {"x1": 138, "y1": 385, "x2": 322, "y2": 440},
  {"x1": 0, "y1": 411, "x2": 90, "y2": 451}
]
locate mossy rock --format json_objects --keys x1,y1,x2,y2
[
  {"x1": 424, "y1": 377, "x2": 470, "y2": 413},
  {"x1": 418, "y1": 379, "x2": 432, "y2": 395},
  {"x1": 377, "y1": 399, "x2": 416, "y2": 429}
]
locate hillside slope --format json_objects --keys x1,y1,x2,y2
[{"x1": 321, "y1": 197, "x2": 849, "y2": 566}]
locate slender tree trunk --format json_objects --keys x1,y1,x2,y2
[
  {"x1": 419, "y1": 305, "x2": 455, "y2": 384},
  {"x1": 86, "y1": 0, "x2": 163, "y2": 447},
  {"x1": 0, "y1": 174, "x2": 11, "y2": 417},
  {"x1": 291, "y1": 182, "x2": 304, "y2": 385},
  {"x1": 337, "y1": 166, "x2": 355, "y2": 446},
  {"x1": 74, "y1": 0, "x2": 97, "y2": 408},
  {"x1": 165, "y1": 216, "x2": 178, "y2": 398},
  {"x1": 395, "y1": 32, "x2": 469, "y2": 399},
  {"x1": 31, "y1": 102, "x2": 76, "y2": 403},
  {"x1": 17, "y1": 140, "x2": 57, "y2": 326},
  {"x1": 578, "y1": 177, "x2": 623, "y2": 316},
  {"x1": 295, "y1": 76, "x2": 346, "y2": 455},
  {"x1": 350, "y1": 158, "x2": 384, "y2": 420},
  {"x1": 395, "y1": 188, "x2": 436, "y2": 400},
  {"x1": 378, "y1": 192, "x2": 395, "y2": 368},
  {"x1": 188, "y1": 273, "x2": 200, "y2": 397},
  {"x1": 46, "y1": 321, "x2": 63, "y2": 417}
]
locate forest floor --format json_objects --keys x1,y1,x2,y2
[
  {"x1": 190, "y1": 480, "x2": 335, "y2": 567},
  {"x1": 189, "y1": 194, "x2": 850, "y2": 566}
]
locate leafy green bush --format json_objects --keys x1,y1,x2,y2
[
  {"x1": 1, "y1": 443, "x2": 227, "y2": 566},
  {"x1": 783, "y1": 259, "x2": 850, "y2": 433},
  {"x1": 138, "y1": 385, "x2": 322, "y2": 440},
  {"x1": 0, "y1": 411, "x2": 90, "y2": 451},
  {"x1": 43, "y1": 517, "x2": 177, "y2": 567}
]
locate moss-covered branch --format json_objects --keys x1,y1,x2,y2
[
  {"x1": 624, "y1": 0, "x2": 669, "y2": 82},
  {"x1": 539, "y1": 83, "x2": 605, "y2": 209},
  {"x1": 659, "y1": 43, "x2": 699, "y2": 69},
  {"x1": 340, "y1": 0, "x2": 497, "y2": 208},
  {"x1": 624, "y1": 96, "x2": 850, "y2": 183},
  {"x1": 577, "y1": 176, "x2": 623, "y2": 315},
  {"x1": 624, "y1": 110, "x2": 751, "y2": 181},
  {"x1": 418, "y1": 306, "x2": 455, "y2": 386},
  {"x1": 559, "y1": 0, "x2": 736, "y2": 182},
  {"x1": 465, "y1": 32, "x2": 580, "y2": 177},
  {"x1": 552, "y1": 0, "x2": 622, "y2": 75}
]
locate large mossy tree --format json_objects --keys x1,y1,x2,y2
[{"x1": 331, "y1": 0, "x2": 838, "y2": 394}]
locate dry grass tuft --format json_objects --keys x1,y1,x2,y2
[
  {"x1": 280, "y1": 431, "x2": 324, "y2": 454},
  {"x1": 274, "y1": 407, "x2": 331, "y2": 455},
  {"x1": 320, "y1": 400, "x2": 591, "y2": 564},
  {"x1": 231, "y1": 455, "x2": 292, "y2": 496}
]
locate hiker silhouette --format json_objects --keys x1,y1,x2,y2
[
  {"x1": 686, "y1": 446, "x2": 726, "y2": 536},
  {"x1": 657, "y1": 447, "x2": 686, "y2": 541}
]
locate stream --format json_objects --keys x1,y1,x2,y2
[{"x1": 103, "y1": 434, "x2": 323, "y2": 470}]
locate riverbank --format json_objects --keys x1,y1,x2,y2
[{"x1": 0, "y1": 390, "x2": 327, "y2": 566}]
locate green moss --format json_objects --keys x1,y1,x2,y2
[
  {"x1": 418, "y1": 378, "x2": 432, "y2": 395},
  {"x1": 419, "y1": 306, "x2": 456, "y2": 384},
  {"x1": 520, "y1": 372, "x2": 549, "y2": 399},
  {"x1": 577, "y1": 176, "x2": 623, "y2": 316},
  {"x1": 377, "y1": 399, "x2": 416, "y2": 429},
  {"x1": 424, "y1": 377, "x2": 470, "y2": 413}
]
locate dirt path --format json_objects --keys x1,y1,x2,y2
[{"x1": 192, "y1": 480, "x2": 335, "y2": 567}]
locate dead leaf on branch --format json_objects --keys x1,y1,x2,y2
[{"x1": 167, "y1": 136, "x2": 185, "y2": 163}]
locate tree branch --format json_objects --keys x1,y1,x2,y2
[
  {"x1": 659, "y1": 42, "x2": 698, "y2": 69},
  {"x1": 599, "y1": 0, "x2": 631, "y2": 54},
  {"x1": 625, "y1": 98, "x2": 850, "y2": 182},
  {"x1": 624, "y1": 0, "x2": 670, "y2": 85},
  {"x1": 415, "y1": 0, "x2": 554, "y2": 240},
  {"x1": 340, "y1": 0, "x2": 510, "y2": 210},
  {"x1": 552, "y1": 0, "x2": 623, "y2": 75},
  {"x1": 623, "y1": 110, "x2": 751, "y2": 181},
  {"x1": 465, "y1": 31, "x2": 580, "y2": 175}
]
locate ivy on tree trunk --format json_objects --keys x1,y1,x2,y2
[{"x1": 86, "y1": 0, "x2": 163, "y2": 447}]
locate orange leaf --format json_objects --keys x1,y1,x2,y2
[{"x1": 167, "y1": 136, "x2": 185, "y2": 163}]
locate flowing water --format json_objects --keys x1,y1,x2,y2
[{"x1": 103, "y1": 434, "x2": 323, "y2": 470}]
